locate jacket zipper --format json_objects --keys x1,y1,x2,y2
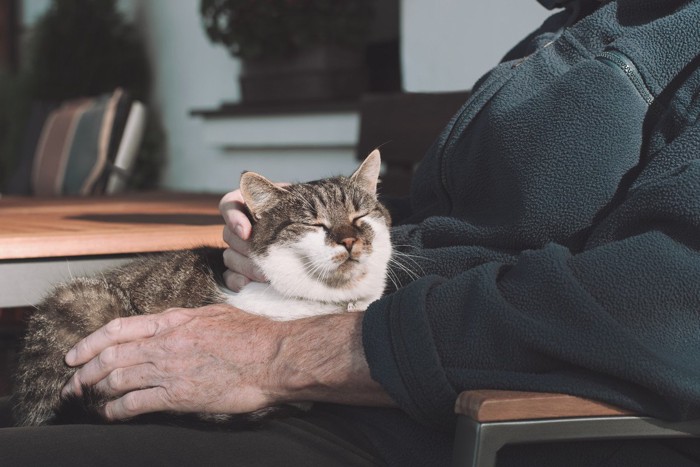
[{"x1": 596, "y1": 50, "x2": 654, "y2": 105}]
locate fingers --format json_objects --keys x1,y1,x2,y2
[
  {"x1": 222, "y1": 270, "x2": 250, "y2": 292},
  {"x1": 65, "y1": 315, "x2": 160, "y2": 367},
  {"x1": 63, "y1": 310, "x2": 193, "y2": 397},
  {"x1": 223, "y1": 247, "x2": 266, "y2": 284},
  {"x1": 219, "y1": 190, "x2": 252, "y2": 240},
  {"x1": 223, "y1": 225, "x2": 251, "y2": 255},
  {"x1": 219, "y1": 183, "x2": 288, "y2": 241},
  {"x1": 102, "y1": 387, "x2": 172, "y2": 421},
  {"x1": 62, "y1": 341, "x2": 153, "y2": 398},
  {"x1": 220, "y1": 194, "x2": 266, "y2": 290},
  {"x1": 59, "y1": 304, "x2": 267, "y2": 421},
  {"x1": 92, "y1": 362, "x2": 161, "y2": 399}
]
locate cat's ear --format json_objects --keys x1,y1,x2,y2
[
  {"x1": 239, "y1": 172, "x2": 287, "y2": 219},
  {"x1": 351, "y1": 149, "x2": 381, "y2": 195}
]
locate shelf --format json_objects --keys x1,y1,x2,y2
[
  {"x1": 191, "y1": 100, "x2": 361, "y2": 150},
  {"x1": 190, "y1": 99, "x2": 359, "y2": 118}
]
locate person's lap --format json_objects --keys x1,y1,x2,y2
[{"x1": 0, "y1": 396, "x2": 384, "y2": 467}]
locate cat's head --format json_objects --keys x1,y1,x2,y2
[{"x1": 239, "y1": 150, "x2": 392, "y2": 303}]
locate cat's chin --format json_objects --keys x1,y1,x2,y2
[{"x1": 319, "y1": 261, "x2": 367, "y2": 288}]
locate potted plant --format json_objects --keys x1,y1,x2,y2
[{"x1": 200, "y1": 0, "x2": 375, "y2": 103}]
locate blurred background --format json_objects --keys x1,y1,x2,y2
[{"x1": 0, "y1": 0, "x2": 549, "y2": 198}]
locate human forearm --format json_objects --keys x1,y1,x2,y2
[{"x1": 271, "y1": 311, "x2": 396, "y2": 408}]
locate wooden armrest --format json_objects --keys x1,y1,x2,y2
[{"x1": 456, "y1": 390, "x2": 634, "y2": 423}]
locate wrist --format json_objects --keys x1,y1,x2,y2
[{"x1": 269, "y1": 312, "x2": 395, "y2": 407}]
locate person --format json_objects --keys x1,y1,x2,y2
[{"x1": 3, "y1": 0, "x2": 700, "y2": 465}]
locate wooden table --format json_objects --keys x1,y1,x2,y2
[{"x1": 0, "y1": 193, "x2": 226, "y2": 308}]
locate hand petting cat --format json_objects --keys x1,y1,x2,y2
[
  {"x1": 61, "y1": 304, "x2": 395, "y2": 421},
  {"x1": 219, "y1": 188, "x2": 267, "y2": 291},
  {"x1": 62, "y1": 304, "x2": 286, "y2": 420}
]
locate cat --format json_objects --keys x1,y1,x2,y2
[{"x1": 12, "y1": 149, "x2": 392, "y2": 427}]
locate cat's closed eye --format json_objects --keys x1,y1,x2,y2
[{"x1": 310, "y1": 222, "x2": 330, "y2": 232}]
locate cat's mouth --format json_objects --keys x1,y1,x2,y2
[
  {"x1": 336, "y1": 256, "x2": 367, "y2": 279},
  {"x1": 310, "y1": 255, "x2": 365, "y2": 286},
  {"x1": 339, "y1": 257, "x2": 360, "y2": 267},
  {"x1": 332, "y1": 250, "x2": 360, "y2": 264},
  {"x1": 300, "y1": 249, "x2": 367, "y2": 286}
]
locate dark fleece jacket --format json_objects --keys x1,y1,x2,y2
[{"x1": 325, "y1": 1, "x2": 700, "y2": 466}]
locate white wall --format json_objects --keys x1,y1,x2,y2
[
  {"x1": 128, "y1": 1, "x2": 246, "y2": 193},
  {"x1": 126, "y1": 0, "x2": 361, "y2": 193},
  {"x1": 401, "y1": 0, "x2": 550, "y2": 92}
]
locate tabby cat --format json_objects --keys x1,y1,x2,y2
[{"x1": 13, "y1": 150, "x2": 392, "y2": 427}]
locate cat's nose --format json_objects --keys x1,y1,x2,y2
[{"x1": 340, "y1": 237, "x2": 356, "y2": 252}]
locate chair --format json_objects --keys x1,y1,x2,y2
[
  {"x1": 4, "y1": 88, "x2": 147, "y2": 196},
  {"x1": 451, "y1": 390, "x2": 700, "y2": 467}
]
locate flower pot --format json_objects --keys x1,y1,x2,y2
[{"x1": 239, "y1": 45, "x2": 367, "y2": 103}]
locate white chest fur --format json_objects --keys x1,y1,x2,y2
[{"x1": 220, "y1": 283, "x2": 349, "y2": 320}]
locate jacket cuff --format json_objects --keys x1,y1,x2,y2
[{"x1": 362, "y1": 276, "x2": 458, "y2": 432}]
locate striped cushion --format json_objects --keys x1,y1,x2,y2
[{"x1": 30, "y1": 88, "x2": 131, "y2": 196}]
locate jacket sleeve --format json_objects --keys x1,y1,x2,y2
[{"x1": 363, "y1": 116, "x2": 700, "y2": 433}]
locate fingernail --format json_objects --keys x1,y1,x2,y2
[
  {"x1": 65, "y1": 348, "x2": 76, "y2": 365},
  {"x1": 235, "y1": 225, "x2": 245, "y2": 238}
]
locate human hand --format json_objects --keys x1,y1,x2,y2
[
  {"x1": 61, "y1": 305, "x2": 285, "y2": 420},
  {"x1": 62, "y1": 305, "x2": 395, "y2": 421},
  {"x1": 219, "y1": 189, "x2": 266, "y2": 291}
]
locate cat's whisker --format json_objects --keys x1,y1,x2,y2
[
  {"x1": 389, "y1": 262, "x2": 422, "y2": 283},
  {"x1": 20, "y1": 297, "x2": 40, "y2": 312},
  {"x1": 387, "y1": 256, "x2": 422, "y2": 286},
  {"x1": 305, "y1": 261, "x2": 333, "y2": 289},
  {"x1": 386, "y1": 262, "x2": 414, "y2": 287},
  {"x1": 391, "y1": 264, "x2": 421, "y2": 284},
  {"x1": 390, "y1": 252, "x2": 423, "y2": 275},
  {"x1": 65, "y1": 259, "x2": 75, "y2": 281},
  {"x1": 391, "y1": 250, "x2": 427, "y2": 274},
  {"x1": 391, "y1": 244, "x2": 435, "y2": 259},
  {"x1": 385, "y1": 268, "x2": 402, "y2": 291}
]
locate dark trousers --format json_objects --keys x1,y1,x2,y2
[
  {"x1": 0, "y1": 397, "x2": 384, "y2": 467},
  {"x1": 3, "y1": 396, "x2": 700, "y2": 467}
]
